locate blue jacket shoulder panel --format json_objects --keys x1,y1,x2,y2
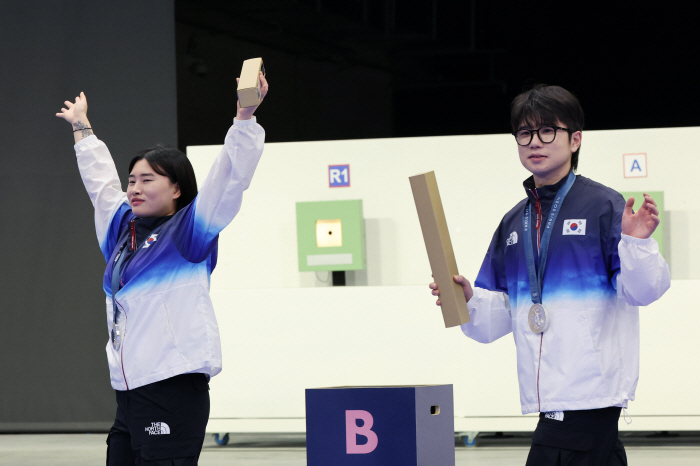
[
  {"x1": 170, "y1": 197, "x2": 220, "y2": 263},
  {"x1": 474, "y1": 199, "x2": 527, "y2": 294}
]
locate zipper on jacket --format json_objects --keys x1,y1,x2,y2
[
  {"x1": 121, "y1": 348, "x2": 129, "y2": 390},
  {"x1": 130, "y1": 219, "x2": 136, "y2": 251}
]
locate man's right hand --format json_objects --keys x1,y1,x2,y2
[{"x1": 429, "y1": 275, "x2": 474, "y2": 306}]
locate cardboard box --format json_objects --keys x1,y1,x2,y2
[
  {"x1": 409, "y1": 171, "x2": 470, "y2": 327},
  {"x1": 306, "y1": 385, "x2": 455, "y2": 466},
  {"x1": 237, "y1": 57, "x2": 265, "y2": 108}
]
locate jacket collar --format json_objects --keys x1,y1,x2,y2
[
  {"x1": 130, "y1": 215, "x2": 173, "y2": 249},
  {"x1": 523, "y1": 171, "x2": 572, "y2": 204}
]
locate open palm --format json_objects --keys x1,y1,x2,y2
[
  {"x1": 55, "y1": 92, "x2": 88, "y2": 125},
  {"x1": 622, "y1": 193, "x2": 660, "y2": 239}
]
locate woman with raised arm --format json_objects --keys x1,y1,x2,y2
[{"x1": 56, "y1": 73, "x2": 268, "y2": 465}]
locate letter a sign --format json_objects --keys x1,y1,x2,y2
[
  {"x1": 623, "y1": 153, "x2": 647, "y2": 178},
  {"x1": 346, "y1": 410, "x2": 378, "y2": 454}
]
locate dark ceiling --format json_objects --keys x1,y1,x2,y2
[{"x1": 174, "y1": 0, "x2": 700, "y2": 148}]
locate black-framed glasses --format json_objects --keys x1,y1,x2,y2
[{"x1": 512, "y1": 126, "x2": 572, "y2": 146}]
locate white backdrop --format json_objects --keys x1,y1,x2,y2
[{"x1": 188, "y1": 126, "x2": 700, "y2": 433}]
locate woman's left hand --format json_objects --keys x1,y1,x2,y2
[{"x1": 235, "y1": 72, "x2": 268, "y2": 121}]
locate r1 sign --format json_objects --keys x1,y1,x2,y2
[{"x1": 329, "y1": 164, "x2": 350, "y2": 187}]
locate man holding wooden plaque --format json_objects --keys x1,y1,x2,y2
[{"x1": 429, "y1": 85, "x2": 670, "y2": 465}]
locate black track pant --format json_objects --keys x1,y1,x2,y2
[
  {"x1": 525, "y1": 407, "x2": 627, "y2": 466},
  {"x1": 106, "y1": 373, "x2": 210, "y2": 466}
]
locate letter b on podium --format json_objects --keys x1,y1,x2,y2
[
  {"x1": 306, "y1": 385, "x2": 455, "y2": 466},
  {"x1": 346, "y1": 410, "x2": 378, "y2": 454}
]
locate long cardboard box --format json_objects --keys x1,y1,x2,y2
[
  {"x1": 237, "y1": 57, "x2": 265, "y2": 108},
  {"x1": 409, "y1": 171, "x2": 470, "y2": 328}
]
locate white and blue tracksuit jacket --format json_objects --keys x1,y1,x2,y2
[
  {"x1": 462, "y1": 174, "x2": 670, "y2": 414},
  {"x1": 75, "y1": 117, "x2": 264, "y2": 391}
]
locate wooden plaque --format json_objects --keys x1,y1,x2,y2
[
  {"x1": 237, "y1": 57, "x2": 265, "y2": 108},
  {"x1": 409, "y1": 171, "x2": 470, "y2": 327}
]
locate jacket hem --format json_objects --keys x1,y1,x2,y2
[
  {"x1": 111, "y1": 360, "x2": 222, "y2": 391},
  {"x1": 521, "y1": 396, "x2": 631, "y2": 414}
]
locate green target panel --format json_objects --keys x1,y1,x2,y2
[{"x1": 296, "y1": 200, "x2": 365, "y2": 271}]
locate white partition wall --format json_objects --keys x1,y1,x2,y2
[{"x1": 188, "y1": 127, "x2": 700, "y2": 433}]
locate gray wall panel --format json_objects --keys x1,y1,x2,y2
[{"x1": 0, "y1": 1, "x2": 176, "y2": 430}]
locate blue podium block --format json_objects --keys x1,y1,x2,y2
[{"x1": 305, "y1": 385, "x2": 455, "y2": 466}]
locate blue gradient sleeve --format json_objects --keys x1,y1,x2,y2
[
  {"x1": 170, "y1": 200, "x2": 219, "y2": 263},
  {"x1": 172, "y1": 119, "x2": 263, "y2": 263},
  {"x1": 100, "y1": 203, "x2": 131, "y2": 262}
]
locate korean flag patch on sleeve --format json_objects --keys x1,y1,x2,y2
[{"x1": 563, "y1": 219, "x2": 586, "y2": 235}]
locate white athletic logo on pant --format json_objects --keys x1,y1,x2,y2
[
  {"x1": 544, "y1": 411, "x2": 564, "y2": 421},
  {"x1": 145, "y1": 422, "x2": 171, "y2": 435}
]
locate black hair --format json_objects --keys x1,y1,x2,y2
[
  {"x1": 128, "y1": 144, "x2": 198, "y2": 212},
  {"x1": 511, "y1": 84, "x2": 584, "y2": 171}
]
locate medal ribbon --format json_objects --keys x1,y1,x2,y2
[
  {"x1": 110, "y1": 241, "x2": 129, "y2": 349},
  {"x1": 522, "y1": 171, "x2": 576, "y2": 304}
]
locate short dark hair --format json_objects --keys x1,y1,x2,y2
[
  {"x1": 511, "y1": 85, "x2": 584, "y2": 171},
  {"x1": 128, "y1": 144, "x2": 198, "y2": 212}
]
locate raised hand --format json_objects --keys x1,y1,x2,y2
[
  {"x1": 56, "y1": 92, "x2": 88, "y2": 125},
  {"x1": 622, "y1": 193, "x2": 660, "y2": 239},
  {"x1": 429, "y1": 275, "x2": 474, "y2": 306},
  {"x1": 235, "y1": 72, "x2": 269, "y2": 121},
  {"x1": 56, "y1": 92, "x2": 93, "y2": 142}
]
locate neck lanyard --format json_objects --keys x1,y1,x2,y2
[
  {"x1": 111, "y1": 243, "x2": 129, "y2": 301},
  {"x1": 110, "y1": 241, "x2": 129, "y2": 351},
  {"x1": 109, "y1": 219, "x2": 168, "y2": 351},
  {"x1": 522, "y1": 171, "x2": 576, "y2": 305}
]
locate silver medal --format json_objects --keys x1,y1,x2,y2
[
  {"x1": 111, "y1": 307, "x2": 126, "y2": 351},
  {"x1": 528, "y1": 303, "x2": 549, "y2": 334}
]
